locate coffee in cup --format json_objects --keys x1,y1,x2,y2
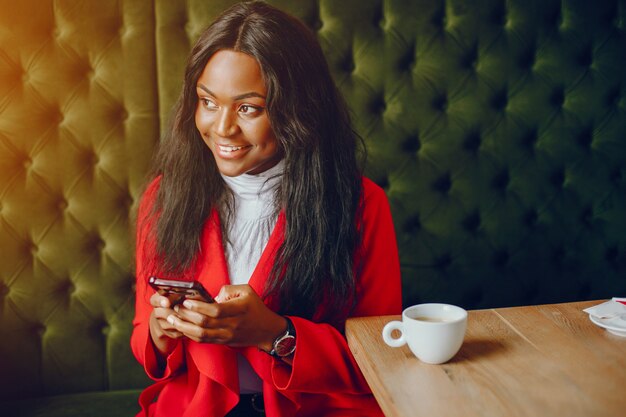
[{"x1": 382, "y1": 303, "x2": 467, "y2": 364}]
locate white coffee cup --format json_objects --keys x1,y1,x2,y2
[{"x1": 382, "y1": 303, "x2": 467, "y2": 364}]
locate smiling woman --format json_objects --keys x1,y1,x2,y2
[
  {"x1": 195, "y1": 50, "x2": 281, "y2": 177},
  {"x1": 131, "y1": 1, "x2": 402, "y2": 416}
]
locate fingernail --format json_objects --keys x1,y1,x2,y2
[
  {"x1": 167, "y1": 315, "x2": 175, "y2": 325},
  {"x1": 173, "y1": 305, "x2": 180, "y2": 313},
  {"x1": 183, "y1": 300, "x2": 194, "y2": 309},
  {"x1": 160, "y1": 299, "x2": 168, "y2": 308}
]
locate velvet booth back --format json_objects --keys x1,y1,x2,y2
[{"x1": 1, "y1": 0, "x2": 625, "y2": 408}]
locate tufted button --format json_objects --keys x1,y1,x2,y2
[
  {"x1": 374, "y1": 176, "x2": 389, "y2": 189},
  {"x1": 118, "y1": 193, "x2": 133, "y2": 211},
  {"x1": 340, "y1": 53, "x2": 355, "y2": 73},
  {"x1": 372, "y1": 7, "x2": 385, "y2": 30},
  {"x1": 524, "y1": 209, "x2": 538, "y2": 228},
  {"x1": 86, "y1": 234, "x2": 106, "y2": 252},
  {"x1": 370, "y1": 96, "x2": 386, "y2": 115},
  {"x1": 492, "y1": 169, "x2": 509, "y2": 192},
  {"x1": 521, "y1": 128, "x2": 538, "y2": 152},
  {"x1": 550, "y1": 168, "x2": 565, "y2": 188},
  {"x1": 58, "y1": 280, "x2": 75, "y2": 297},
  {"x1": 518, "y1": 46, "x2": 536, "y2": 70},
  {"x1": 21, "y1": 68, "x2": 30, "y2": 84},
  {"x1": 491, "y1": 90, "x2": 508, "y2": 111},
  {"x1": 101, "y1": 323, "x2": 111, "y2": 337},
  {"x1": 43, "y1": 105, "x2": 64, "y2": 127},
  {"x1": 28, "y1": 241, "x2": 38, "y2": 256},
  {"x1": 404, "y1": 214, "x2": 421, "y2": 234},
  {"x1": 402, "y1": 135, "x2": 420, "y2": 154},
  {"x1": 547, "y1": 7, "x2": 563, "y2": 29},
  {"x1": 33, "y1": 324, "x2": 46, "y2": 338},
  {"x1": 550, "y1": 87, "x2": 565, "y2": 108},
  {"x1": 462, "y1": 45, "x2": 478, "y2": 70},
  {"x1": 86, "y1": 67, "x2": 95, "y2": 81},
  {"x1": 431, "y1": 9, "x2": 446, "y2": 30},
  {"x1": 491, "y1": 4, "x2": 506, "y2": 26},
  {"x1": 52, "y1": 25, "x2": 62, "y2": 40},
  {"x1": 576, "y1": 127, "x2": 593, "y2": 149},
  {"x1": 463, "y1": 131, "x2": 481, "y2": 154},
  {"x1": 432, "y1": 172, "x2": 451, "y2": 194},
  {"x1": 23, "y1": 157, "x2": 33, "y2": 170},
  {"x1": 116, "y1": 106, "x2": 129, "y2": 122},
  {"x1": 397, "y1": 45, "x2": 416, "y2": 72},
  {"x1": 577, "y1": 46, "x2": 593, "y2": 68},
  {"x1": 580, "y1": 206, "x2": 593, "y2": 227},
  {"x1": 57, "y1": 197, "x2": 68, "y2": 212},
  {"x1": 305, "y1": 12, "x2": 323, "y2": 32},
  {"x1": 432, "y1": 94, "x2": 447, "y2": 112},
  {"x1": 605, "y1": 86, "x2": 621, "y2": 107},
  {"x1": 0, "y1": 282, "x2": 9, "y2": 299},
  {"x1": 84, "y1": 151, "x2": 99, "y2": 167},
  {"x1": 463, "y1": 211, "x2": 481, "y2": 234}
]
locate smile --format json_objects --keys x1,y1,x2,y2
[{"x1": 218, "y1": 144, "x2": 250, "y2": 152}]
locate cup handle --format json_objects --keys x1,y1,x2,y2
[{"x1": 382, "y1": 320, "x2": 405, "y2": 347}]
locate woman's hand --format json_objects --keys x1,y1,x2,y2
[
  {"x1": 166, "y1": 284, "x2": 287, "y2": 352},
  {"x1": 149, "y1": 292, "x2": 184, "y2": 356}
]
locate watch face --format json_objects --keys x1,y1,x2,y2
[{"x1": 274, "y1": 334, "x2": 296, "y2": 357}]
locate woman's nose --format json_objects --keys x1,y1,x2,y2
[{"x1": 213, "y1": 108, "x2": 239, "y2": 137}]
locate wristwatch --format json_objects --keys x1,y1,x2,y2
[{"x1": 268, "y1": 317, "x2": 296, "y2": 358}]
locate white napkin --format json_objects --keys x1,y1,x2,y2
[{"x1": 583, "y1": 298, "x2": 626, "y2": 319}]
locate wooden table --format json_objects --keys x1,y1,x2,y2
[{"x1": 346, "y1": 301, "x2": 626, "y2": 417}]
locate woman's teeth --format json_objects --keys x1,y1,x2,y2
[{"x1": 219, "y1": 145, "x2": 246, "y2": 152}]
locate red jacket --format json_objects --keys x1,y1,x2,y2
[{"x1": 131, "y1": 177, "x2": 402, "y2": 416}]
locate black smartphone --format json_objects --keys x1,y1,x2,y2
[{"x1": 148, "y1": 276, "x2": 215, "y2": 305}]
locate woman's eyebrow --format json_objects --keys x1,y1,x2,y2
[{"x1": 197, "y1": 83, "x2": 266, "y2": 101}]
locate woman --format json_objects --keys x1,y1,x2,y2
[{"x1": 131, "y1": 2, "x2": 401, "y2": 416}]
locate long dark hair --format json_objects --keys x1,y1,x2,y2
[{"x1": 147, "y1": 1, "x2": 364, "y2": 323}]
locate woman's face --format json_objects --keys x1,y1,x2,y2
[{"x1": 195, "y1": 49, "x2": 281, "y2": 176}]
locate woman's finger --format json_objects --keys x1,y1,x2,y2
[
  {"x1": 166, "y1": 314, "x2": 231, "y2": 342},
  {"x1": 173, "y1": 304, "x2": 215, "y2": 327},
  {"x1": 150, "y1": 291, "x2": 172, "y2": 309}
]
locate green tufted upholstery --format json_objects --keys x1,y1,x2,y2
[
  {"x1": 0, "y1": 0, "x2": 156, "y2": 413},
  {"x1": 1, "y1": 0, "x2": 625, "y2": 415}
]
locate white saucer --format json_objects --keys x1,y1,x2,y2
[{"x1": 589, "y1": 314, "x2": 626, "y2": 337}]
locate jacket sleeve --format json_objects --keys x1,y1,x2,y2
[
  {"x1": 130, "y1": 177, "x2": 186, "y2": 381},
  {"x1": 270, "y1": 178, "x2": 402, "y2": 392}
]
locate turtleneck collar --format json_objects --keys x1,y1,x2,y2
[{"x1": 220, "y1": 159, "x2": 284, "y2": 200}]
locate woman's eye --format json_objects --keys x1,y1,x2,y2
[
  {"x1": 239, "y1": 104, "x2": 262, "y2": 116},
  {"x1": 201, "y1": 98, "x2": 218, "y2": 110}
]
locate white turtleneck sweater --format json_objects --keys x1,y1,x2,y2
[{"x1": 220, "y1": 159, "x2": 284, "y2": 394}]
